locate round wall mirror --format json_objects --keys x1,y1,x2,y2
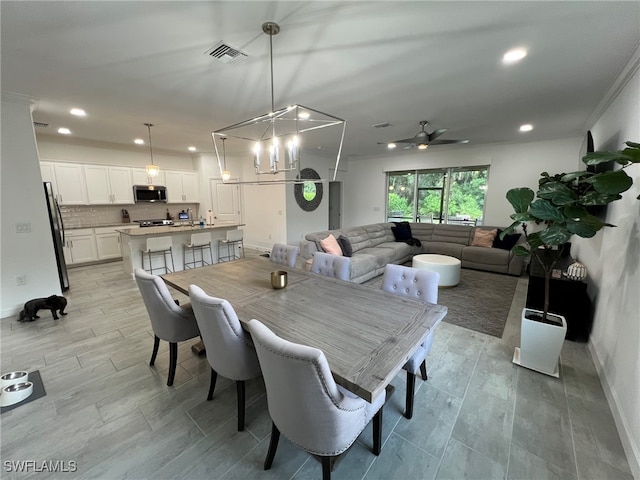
[{"x1": 294, "y1": 168, "x2": 323, "y2": 211}]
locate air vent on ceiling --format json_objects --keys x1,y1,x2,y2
[
  {"x1": 372, "y1": 122, "x2": 391, "y2": 128},
  {"x1": 33, "y1": 121, "x2": 49, "y2": 128},
  {"x1": 205, "y1": 42, "x2": 248, "y2": 65}
]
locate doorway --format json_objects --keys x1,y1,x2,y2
[
  {"x1": 328, "y1": 181, "x2": 342, "y2": 230},
  {"x1": 209, "y1": 179, "x2": 241, "y2": 224}
]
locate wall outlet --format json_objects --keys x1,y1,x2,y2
[
  {"x1": 16, "y1": 275, "x2": 26, "y2": 286},
  {"x1": 268, "y1": 234, "x2": 272, "y2": 239}
]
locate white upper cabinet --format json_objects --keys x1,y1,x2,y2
[
  {"x1": 85, "y1": 166, "x2": 134, "y2": 204},
  {"x1": 181, "y1": 172, "x2": 199, "y2": 202},
  {"x1": 47, "y1": 162, "x2": 88, "y2": 205},
  {"x1": 132, "y1": 168, "x2": 166, "y2": 186},
  {"x1": 165, "y1": 171, "x2": 199, "y2": 203}
]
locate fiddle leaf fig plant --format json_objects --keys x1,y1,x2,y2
[{"x1": 502, "y1": 141, "x2": 639, "y2": 322}]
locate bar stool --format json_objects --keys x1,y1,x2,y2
[
  {"x1": 183, "y1": 232, "x2": 213, "y2": 269},
  {"x1": 142, "y1": 236, "x2": 174, "y2": 274},
  {"x1": 218, "y1": 229, "x2": 244, "y2": 262}
]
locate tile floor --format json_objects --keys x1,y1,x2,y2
[{"x1": 0, "y1": 254, "x2": 633, "y2": 480}]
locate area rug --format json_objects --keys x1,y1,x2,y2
[{"x1": 363, "y1": 268, "x2": 518, "y2": 338}]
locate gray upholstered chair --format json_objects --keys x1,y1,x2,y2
[
  {"x1": 188, "y1": 285, "x2": 262, "y2": 431},
  {"x1": 248, "y1": 319, "x2": 385, "y2": 480},
  {"x1": 310, "y1": 252, "x2": 350, "y2": 281},
  {"x1": 380, "y1": 263, "x2": 439, "y2": 419},
  {"x1": 269, "y1": 243, "x2": 299, "y2": 268},
  {"x1": 134, "y1": 268, "x2": 200, "y2": 386}
]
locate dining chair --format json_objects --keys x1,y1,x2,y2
[
  {"x1": 218, "y1": 229, "x2": 244, "y2": 262},
  {"x1": 248, "y1": 319, "x2": 385, "y2": 480},
  {"x1": 183, "y1": 232, "x2": 213, "y2": 269},
  {"x1": 310, "y1": 252, "x2": 350, "y2": 281},
  {"x1": 188, "y1": 285, "x2": 262, "y2": 431},
  {"x1": 134, "y1": 268, "x2": 200, "y2": 386},
  {"x1": 269, "y1": 243, "x2": 299, "y2": 268},
  {"x1": 380, "y1": 263, "x2": 439, "y2": 419}
]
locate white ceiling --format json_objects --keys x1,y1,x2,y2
[{"x1": 2, "y1": 1, "x2": 639, "y2": 159}]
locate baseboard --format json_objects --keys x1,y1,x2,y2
[{"x1": 588, "y1": 341, "x2": 640, "y2": 479}]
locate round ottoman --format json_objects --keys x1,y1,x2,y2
[{"x1": 412, "y1": 254, "x2": 461, "y2": 287}]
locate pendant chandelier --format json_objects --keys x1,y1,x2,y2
[
  {"x1": 221, "y1": 137, "x2": 231, "y2": 181},
  {"x1": 212, "y1": 22, "x2": 346, "y2": 185},
  {"x1": 144, "y1": 123, "x2": 159, "y2": 178}
]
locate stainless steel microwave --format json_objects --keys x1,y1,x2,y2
[{"x1": 133, "y1": 185, "x2": 167, "y2": 203}]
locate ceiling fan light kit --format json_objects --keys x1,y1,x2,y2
[{"x1": 212, "y1": 22, "x2": 346, "y2": 185}]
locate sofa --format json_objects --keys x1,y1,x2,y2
[{"x1": 299, "y1": 222, "x2": 524, "y2": 284}]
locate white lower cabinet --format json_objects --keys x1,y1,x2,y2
[
  {"x1": 65, "y1": 229, "x2": 98, "y2": 265},
  {"x1": 95, "y1": 227, "x2": 122, "y2": 260},
  {"x1": 65, "y1": 226, "x2": 128, "y2": 265}
]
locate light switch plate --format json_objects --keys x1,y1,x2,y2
[{"x1": 16, "y1": 223, "x2": 31, "y2": 233}]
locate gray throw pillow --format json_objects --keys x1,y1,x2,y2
[{"x1": 337, "y1": 235, "x2": 353, "y2": 257}]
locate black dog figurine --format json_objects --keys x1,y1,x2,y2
[{"x1": 18, "y1": 295, "x2": 68, "y2": 322}]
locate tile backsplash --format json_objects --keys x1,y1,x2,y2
[{"x1": 60, "y1": 204, "x2": 200, "y2": 228}]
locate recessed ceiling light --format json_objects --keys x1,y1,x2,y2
[
  {"x1": 57, "y1": 127, "x2": 71, "y2": 135},
  {"x1": 70, "y1": 108, "x2": 86, "y2": 116},
  {"x1": 298, "y1": 111, "x2": 310, "y2": 120},
  {"x1": 519, "y1": 124, "x2": 534, "y2": 132},
  {"x1": 188, "y1": 146, "x2": 197, "y2": 152},
  {"x1": 387, "y1": 143, "x2": 396, "y2": 149},
  {"x1": 503, "y1": 48, "x2": 527, "y2": 64},
  {"x1": 134, "y1": 138, "x2": 144, "y2": 145}
]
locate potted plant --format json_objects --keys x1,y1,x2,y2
[{"x1": 502, "y1": 141, "x2": 639, "y2": 376}]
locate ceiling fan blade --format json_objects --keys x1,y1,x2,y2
[
  {"x1": 428, "y1": 129, "x2": 448, "y2": 141},
  {"x1": 429, "y1": 139, "x2": 469, "y2": 145},
  {"x1": 393, "y1": 137, "x2": 419, "y2": 144}
]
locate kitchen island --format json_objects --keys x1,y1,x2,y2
[{"x1": 117, "y1": 223, "x2": 244, "y2": 277}]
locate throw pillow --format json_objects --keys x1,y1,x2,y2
[
  {"x1": 471, "y1": 228, "x2": 497, "y2": 248},
  {"x1": 337, "y1": 235, "x2": 353, "y2": 257},
  {"x1": 319, "y1": 233, "x2": 343, "y2": 256},
  {"x1": 493, "y1": 229, "x2": 522, "y2": 250},
  {"x1": 392, "y1": 222, "x2": 412, "y2": 241}
]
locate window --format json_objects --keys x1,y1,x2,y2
[{"x1": 386, "y1": 166, "x2": 489, "y2": 225}]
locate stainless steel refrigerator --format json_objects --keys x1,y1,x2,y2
[{"x1": 44, "y1": 182, "x2": 70, "y2": 291}]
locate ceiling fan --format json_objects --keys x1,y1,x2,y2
[{"x1": 380, "y1": 121, "x2": 469, "y2": 150}]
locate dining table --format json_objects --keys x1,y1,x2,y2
[{"x1": 162, "y1": 256, "x2": 448, "y2": 402}]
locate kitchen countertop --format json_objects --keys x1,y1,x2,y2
[{"x1": 116, "y1": 223, "x2": 243, "y2": 236}]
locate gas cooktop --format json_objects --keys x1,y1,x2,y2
[{"x1": 134, "y1": 219, "x2": 174, "y2": 227}]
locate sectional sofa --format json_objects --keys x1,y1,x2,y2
[{"x1": 300, "y1": 222, "x2": 524, "y2": 284}]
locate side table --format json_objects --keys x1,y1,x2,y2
[{"x1": 526, "y1": 254, "x2": 593, "y2": 342}]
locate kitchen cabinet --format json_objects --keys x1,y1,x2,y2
[
  {"x1": 85, "y1": 166, "x2": 134, "y2": 204},
  {"x1": 95, "y1": 227, "x2": 122, "y2": 260},
  {"x1": 132, "y1": 168, "x2": 165, "y2": 186},
  {"x1": 165, "y1": 171, "x2": 199, "y2": 203},
  {"x1": 41, "y1": 161, "x2": 88, "y2": 205},
  {"x1": 64, "y1": 228, "x2": 98, "y2": 265}
]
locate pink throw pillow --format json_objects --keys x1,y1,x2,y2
[
  {"x1": 319, "y1": 234, "x2": 343, "y2": 255},
  {"x1": 471, "y1": 228, "x2": 497, "y2": 248}
]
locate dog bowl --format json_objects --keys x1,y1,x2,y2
[
  {"x1": 0, "y1": 382, "x2": 33, "y2": 407},
  {"x1": 270, "y1": 271, "x2": 288, "y2": 289},
  {"x1": 0, "y1": 371, "x2": 28, "y2": 389}
]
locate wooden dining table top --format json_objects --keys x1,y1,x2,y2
[{"x1": 162, "y1": 256, "x2": 448, "y2": 402}]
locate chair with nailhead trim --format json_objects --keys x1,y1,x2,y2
[{"x1": 380, "y1": 263, "x2": 440, "y2": 419}]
